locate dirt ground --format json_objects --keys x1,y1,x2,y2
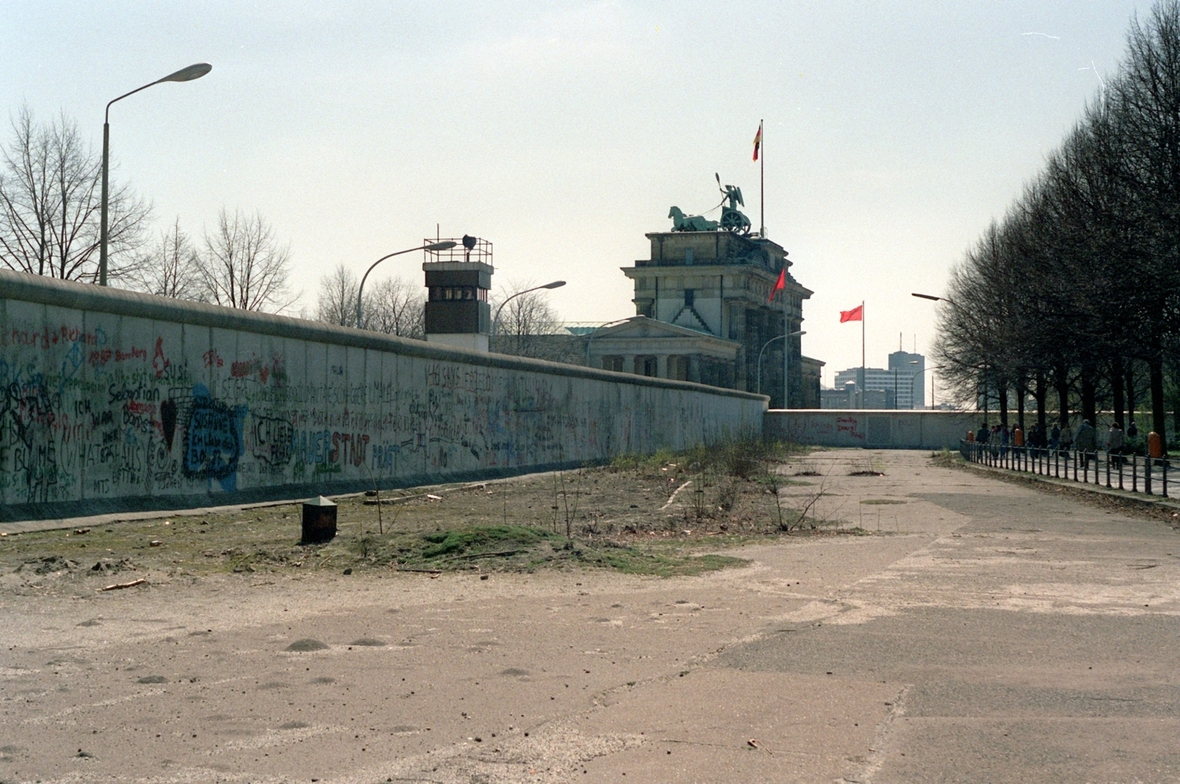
[
  {"x1": 0, "y1": 447, "x2": 999, "y2": 784},
  {"x1": 0, "y1": 445, "x2": 888, "y2": 594}
]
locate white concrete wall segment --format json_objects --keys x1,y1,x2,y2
[
  {"x1": 765, "y1": 409, "x2": 979, "y2": 449},
  {"x1": 0, "y1": 271, "x2": 765, "y2": 520}
]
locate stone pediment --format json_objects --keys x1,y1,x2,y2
[
  {"x1": 590, "y1": 317, "x2": 740, "y2": 359},
  {"x1": 595, "y1": 316, "x2": 716, "y2": 341}
]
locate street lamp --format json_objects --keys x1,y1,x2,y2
[
  {"x1": 491, "y1": 281, "x2": 566, "y2": 352},
  {"x1": 908, "y1": 359, "x2": 921, "y2": 409},
  {"x1": 911, "y1": 292, "x2": 956, "y2": 305},
  {"x1": 756, "y1": 330, "x2": 805, "y2": 402},
  {"x1": 583, "y1": 316, "x2": 633, "y2": 367},
  {"x1": 100, "y1": 63, "x2": 212, "y2": 286},
  {"x1": 356, "y1": 241, "x2": 457, "y2": 328}
]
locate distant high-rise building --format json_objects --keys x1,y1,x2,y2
[{"x1": 831, "y1": 350, "x2": 925, "y2": 409}]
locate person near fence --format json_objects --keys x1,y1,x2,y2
[
  {"x1": 999, "y1": 424, "x2": 1010, "y2": 457},
  {"x1": 977, "y1": 423, "x2": 990, "y2": 445},
  {"x1": 1050, "y1": 422, "x2": 1061, "y2": 450},
  {"x1": 1028, "y1": 422, "x2": 1044, "y2": 456},
  {"x1": 1059, "y1": 420, "x2": 1073, "y2": 455},
  {"x1": 1076, "y1": 418, "x2": 1097, "y2": 467},
  {"x1": 1108, "y1": 421, "x2": 1125, "y2": 467}
]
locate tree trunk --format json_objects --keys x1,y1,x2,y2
[
  {"x1": 1126, "y1": 362, "x2": 1137, "y2": 428},
  {"x1": 1035, "y1": 371, "x2": 1048, "y2": 428},
  {"x1": 1055, "y1": 365, "x2": 1070, "y2": 425},
  {"x1": 1016, "y1": 373, "x2": 1026, "y2": 431},
  {"x1": 999, "y1": 379, "x2": 1009, "y2": 427},
  {"x1": 1080, "y1": 367, "x2": 1097, "y2": 428},
  {"x1": 1110, "y1": 357, "x2": 1125, "y2": 429},
  {"x1": 1150, "y1": 354, "x2": 1166, "y2": 451}
]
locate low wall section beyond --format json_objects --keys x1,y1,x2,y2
[
  {"x1": 0, "y1": 272, "x2": 765, "y2": 521},
  {"x1": 765, "y1": 409, "x2": 978, "y2": 450}
]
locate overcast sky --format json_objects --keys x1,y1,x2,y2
[{"x1": 0, "y1": 1, "x2": 1158, "y2": 398}]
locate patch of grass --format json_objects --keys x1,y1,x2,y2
[
  {"x1": 574, "y1": 547, "x2": 747, "y2": 578},
  {"x1": 417, "y1": 525, "x2": 557, "y2": 560},
  {"x1": 930, "y1": 448, "x2": 959, "y2": 468},
  {"x1": 351, "y1": 524, "x2": 746, "y2": 578},
  {"x1": 848, "y1": 456, "x2": 887, "y2": 476},
  {"x1": 860, "y1": 499, "x2": 907, "y2": 505}
]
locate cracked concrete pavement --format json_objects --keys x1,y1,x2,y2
[{"x1": 3, "y1": 449, "x2": 1180, "y2": 783}]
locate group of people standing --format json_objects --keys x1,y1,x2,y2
[{"x1": 972, "y1": 418, "x2": 1139, "y2": 459}]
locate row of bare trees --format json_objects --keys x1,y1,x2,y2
[
  {"x1": 0, "y1": 106, "x2": 293, "y2": 312},
  {"x1": 935, "y1": 0, "x2": 1180, "y2": 442},
  {"x1": 0, "y1": 105, "x2": 573, "y2": 354}
]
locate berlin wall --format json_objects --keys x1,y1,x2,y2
[
  {"x1": 0, "y1": 271, "x2": 765, "y2": 521},
  {"x1": 764, "y1": 409, "x2": 978, "y2": 450}
]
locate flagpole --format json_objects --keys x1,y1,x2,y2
[
  {"x1": 759, "y1": 119, "x2": 765, "y2": 238},
  {"x1": 782, "y1": 274, "x2": 788, "y2": 409},
  {"x1": 861, "y1": 300, "x2": 866, "y2": 409}
]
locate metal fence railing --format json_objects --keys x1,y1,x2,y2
[{"x1": 959, "y1": 440, "x2": 1171, "y2": 499}]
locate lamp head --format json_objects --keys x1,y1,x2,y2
[
  {"x1": 542, "y1": 281, "x2": 566, "y2": 290},
  {"x1": 425, "y1": 241, "x2": 457, "y2": 251},
  {"x1": 158, "y1": 63, "x2": 212, "y2": 83}
]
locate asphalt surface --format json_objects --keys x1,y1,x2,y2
[{"x1": 2, "y1": 449, "x2": 1180, "y2": 783}]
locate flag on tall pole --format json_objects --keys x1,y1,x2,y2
[
  {"x1": 768, "y1": 268, "x2": 785, "y2": 303},
  {"x1": 839, "y1": 304, "x2": 863, "y2": 322},
  {"x1": 840, "y1": 303, "x2": 866, "y2": 408},
  {"x1": 754, "y1": 120, "x2": 765, "y2": 237}
]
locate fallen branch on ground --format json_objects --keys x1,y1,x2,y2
[{"x1": 99, "y1": 578, "x2": 146, "y2": 592}]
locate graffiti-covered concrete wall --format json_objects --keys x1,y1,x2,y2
[
  {"x1": 765, "y1": 409, "x2": 977, "y2": 449},
  {"x1": 0, "y1": 272, "x2": 765, "y2": 520}
]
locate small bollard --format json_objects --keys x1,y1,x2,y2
[{"x1": 301, "y1": 496, "x2": 337, "y2": 544}]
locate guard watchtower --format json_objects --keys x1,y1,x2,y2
[{"x1": 423, "y1": 235, "x2": 493, "y2": 352}]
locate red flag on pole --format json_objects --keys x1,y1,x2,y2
[
  {"x1": 768, "y1": 268, "x2": 785, "y2": 302},
  {"x1": 752, "y1": 122, "x2": 763, "y2": 161},
  {"x1": 839, "y1": 304, "x2": 864, "y2": 323}
]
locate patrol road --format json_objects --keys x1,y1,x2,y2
[{"x1": 2, "y1": 450, "x2": 1179, "y2": 783}]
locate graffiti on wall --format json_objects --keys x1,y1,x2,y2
[{"x1": 0, "y1": 303, "x2": 760, "y2": 509}]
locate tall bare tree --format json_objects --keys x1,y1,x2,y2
[
  {"x1": 314, "y1": 263, "x2": 424, "y2": 337},
  {"x1": 126, "y1": 217, "x2": 200, "y2": 299},
  {"x1": 492, "y1": 283, "x2": 577, "y2": 361},
  {"x1": 0, "y1": 106, "x2": 149, "y2": 281},
  {"x1": 315, "y1": 264, "x2": 360, "y2": 327},
  {"x1": 366, "y1": 277, "x2": 425, "y2": 338},
  {"x1": 194, "y1": 207, "x2": 293, "y2": 312}
]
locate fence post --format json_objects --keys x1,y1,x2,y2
[
  {"x1": 1132, "y1": 453, "x2": 1138, "y2": 493},
  {"x1": 1146, "y1": 456, "x2": 1153, "y2": 495}
]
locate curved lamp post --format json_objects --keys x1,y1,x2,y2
[
  {"x1": 491, "y1": 280, "x2": 566, "y2": 352},
  {"x1": 355, "y1": 241, "x2": 457, "y2": 328},
  {"x1": 756, "y1": 330, "x2": 804, "y2": 402},
  {"x1": 912, "y1": 293, "x2": 958, "y2": 407},
  {"x1": 583, "y1": 316, "x2": 633, "y2": 367},
  {"x1": 101, "y1": 62, "x2": 212, "y2": 286},
  {"x1": 910, "y1": 362, "x2": 944, "y2": 409}
]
